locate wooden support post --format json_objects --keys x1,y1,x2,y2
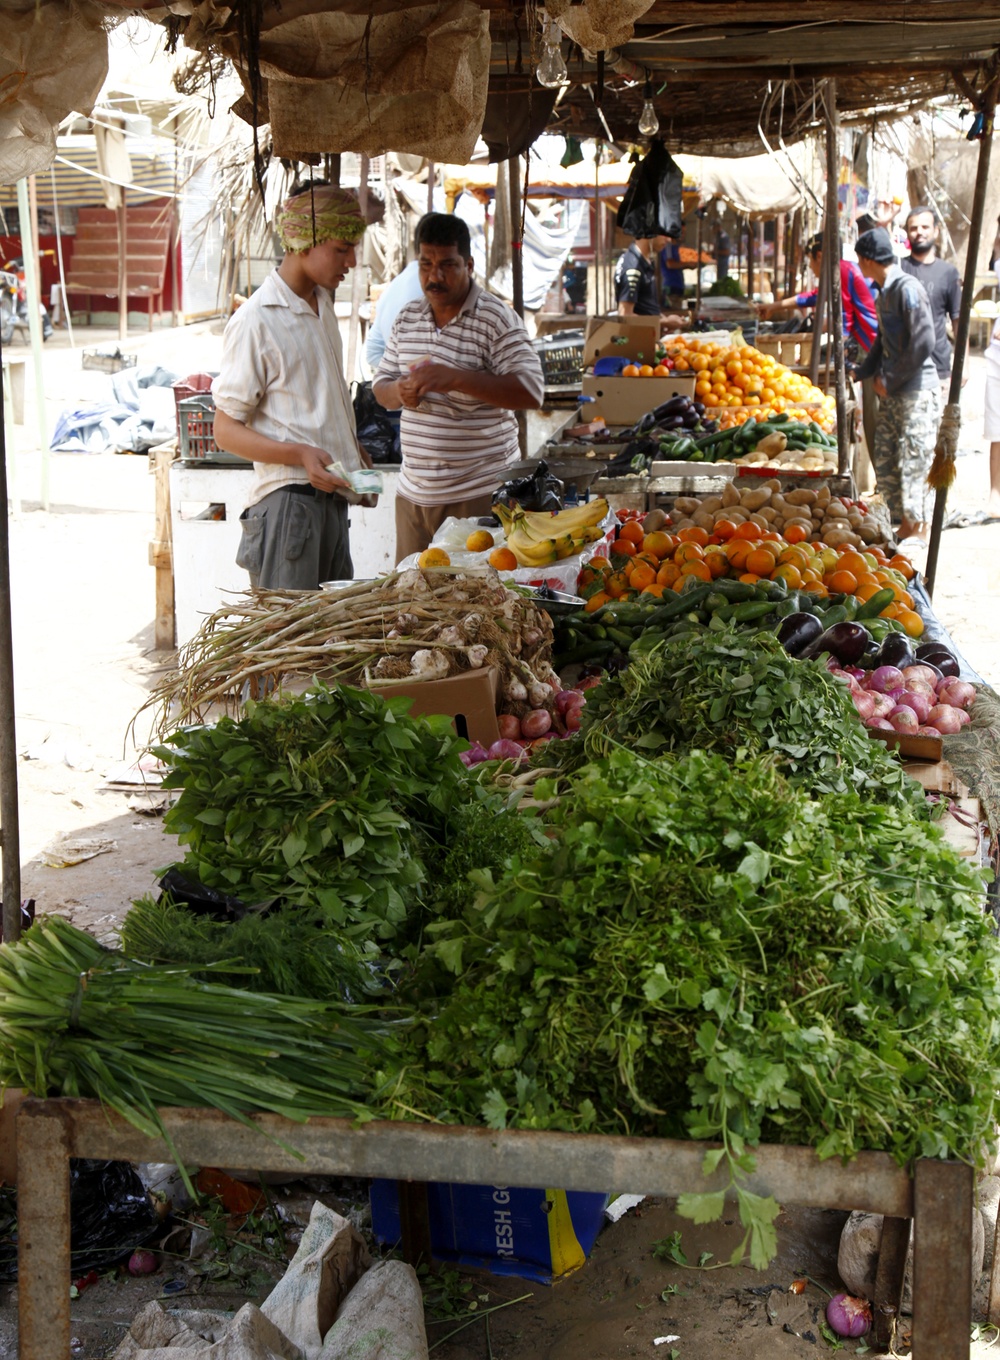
[
  {"x1": 912, "y1": 1160, "x2": 973, "y2": 1359},
  {"x1": 746, "y1": 216, "x2": 755, "y2": 299},
  {"x1": 117, "y1": 190, "x2": 128, "y2": 341},
  {"x1": 17, "y1": 1106, "x2": 72, "y2": 1360},
  {"x1": 149, "y1": 447, "x2": 175, "y2": 650},
  {"x1": 345, "y1": 153, "x2": 369, "y2": 387},
  {"x1": 508, "y1": 155, "x2": 527, "y2": 457},
  {"x1": 0, "y1": 353, "x2": 20, "y2": 944},
  {"x1": 397, "y1": 1180, "x2": 434, "y2": 1268},
  {"x1": 925, "y1": 82, "x2": 997, "y2": 595},
  {"x1": 823, "y1": 79, "x2": 849, "y2": 477},
  {"x1": 873, "y1": 1216, "x2": 910, "y2": 1351}
]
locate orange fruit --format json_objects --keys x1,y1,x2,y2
[
  {"x1": 784, "y1": 524, "x2": 808, "y2": 545},
  {"x1": 896, "y1": 608, "x2": 924, "y2": 637},
  {"x1": 745, "y1": 547, "x2": 777, "y2": 577},
  {"x1": 713, "y1": 519, "x2": 738, "y2": 541},
  {"x1": 674, "y1": 542, "x2": 705, "y2": 565},
  {"x1": 733, "y1": 522, "x2": 762, "y2": 542},
  {"x1": 488, "y1": 546, "x2": 517, "y2": 571},
  {"x1": 618, "y1": 520, "x2": 645, "y2": 546},
  {"x1": 836, "y1": 551, "x2": 869, "y2": 578},
  {"x1": 677, "y1": 526, "x2": 710, "y2": 546},
  {"x1": 656, "y1": 562, "x2": 680, "y2": 587},
  {"x1": 642, "y1": 582, "x2": 667, "y2": 598},
  {"x1": 653, "y1": 365, "x2": 670, "y2": 377},
  {"x1": 680, "y1": 559, "x2": 713, "y2": 581},
  {"x1": 638, "y1": 364, "x2": 655, "y2": 377},
  {"x1": 802, "y1": 580, "x2": 829, "y2": 598},
  {"x1": 828, "y1": 569, "x2": 858, "y2": 594},
  {"x1": 773, "y1": 563, "x2": 802, "y2": 588},
  {"x1": 629, "y1": 563, "x2": 656, "y2": 590},
  {"x1": 588, "y1": 556, "x2": 612, "y2": 575},
  {"x1": 418, "y1": 547, "x2": 451, "y2": 568},
  {"x1": 466, "y1": 529, "x2": 495, "y2": 553},
  {"x1": 704, "y1": 549, "x2": 729, "y2": 578},
  {"x1": 584, "y1": 591, "x2": 610, "y2": 612},
  {"x1": 739, "y1": 572, "x2": 761, "y2": 584},
  {"x1": 605, "y1": 571, "x2": 630, "y2": 599},
  {"x1": 622, "y1": 364, "x2": 640, "y2": 377},
  {"x1": 889, "y1": 554, "x2": 915, "y2": 579},
  {"x1": 725, "y1": 540, "x2": 753, "y2": 570},
  {"x1": 641, "y1": 531, "x2": 674, "y2": 560},
  {"x1": 855, "y1": 581, "x2": 883, "y2": 603}
]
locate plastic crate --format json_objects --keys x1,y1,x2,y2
[
  {"x1": 172, "y1": 372, "x2": 216, "y2": 433},
  {"x1": 81, "y1": 347, "x2": 137, "y2": 374},
  {"x1": 534, "y1": 331, "x2": 585, "y2": 387},
  {"x1": 177, "y1": 394, "x2": 245, "y2": 466}
]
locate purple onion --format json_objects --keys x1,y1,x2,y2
[
  {"x1": 889, "y1": 705, "x2": 919, "y2": 732},
  {"x1": 459, "y1": 742, "x2": 489, "y2": 767},
  {"x1": 826, "y1": 1294, "x2": 871, "y2": 1339},
  {"x1": 865, "y1": 665, "x2": 905, "y2": 694},
  {"x1": 486, "y1": 738, "x2": 529, "y2": 763},
  {"x1": 897, "y1": 689, "x2": 931, "y2": 724},
  {"x1": 128, "y1": 1249, "x2": 158, "y2": 1276}
]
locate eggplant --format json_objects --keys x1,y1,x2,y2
[
  {"x1": 875, "y1": 633, "x2": 916, "y2": 670},
  {"x1": 777, "y1": 611, "x2": 824, "y2": 657},
  {"x1": 661, "y1": 414, "x2": 685, "y2": 431},
  {"x1": 861, "y1": 639, "x2": 882, "y2": 665},
  {"x1": 916, "y1": 641, "x2": 956, "y2": 664},
  {"x1": 917, "y1": 648, "x2": 960, "y2": 677},
  {"x1": 801, "y1": 621, "x2": 872, "y2": 665},
  {"x1": 692, "y1": 401, "x2": 706, "y2": 416},
  {"x1": 652, "y1": 395, "x2": 693, "y2": 420},
  {"x1": 682, "y1": 408, "x2": 700, "y2": 428}
]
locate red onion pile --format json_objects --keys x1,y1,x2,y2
[
  {"x1": 460, "y1": 686, "x2": 590, "y2": 767},
  {"x1": 828, "y1": 659, "x2": 975, "y2": 737}
]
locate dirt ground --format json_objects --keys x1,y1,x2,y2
[{"x1": 3, "y1": 324, "x2": 1000, "y2": 1358}]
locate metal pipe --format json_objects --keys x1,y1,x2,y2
[
  {"x1": 0, "y1": 339, "x2": 20, "y2": 946},
  {"x1": 925, "y1": 85, "x2": 996, "y2": 595},
  {"x1": 48, "y1": 167, "x2": 74, "y2": 349},
  {"x1": 823, "y1": 80, "x2": 849, "y2": 477},
  {"x1": 508, "y1": 156, "x2": 526, "y2": 458},
  {"x1": 345, "y1": 153, "x2": 369, "y2": 387}
]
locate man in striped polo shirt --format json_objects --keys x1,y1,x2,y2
[{"x1": 372, "y1": 213, "x2": 545, "y2": 563}]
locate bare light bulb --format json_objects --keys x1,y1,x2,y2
[
  {"x1": 638, "y1": 99, "x2": 659, "y2": 137},
  {"x1": 537, "y1": 41, "x2": 567, "y2": 88}
]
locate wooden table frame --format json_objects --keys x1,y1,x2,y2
[{"x1": 11, "y1": 1098, "x2": 976, "y2": 1359}]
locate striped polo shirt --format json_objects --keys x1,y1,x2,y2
[
  {"x1": 374, "y1": 281, "x2": 545, "y2": 507},
  {"x1": 212, "y1": 269, "x2": 364, "y2": 509}
]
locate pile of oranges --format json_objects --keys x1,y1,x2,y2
[
  {"x1": 664, "y1": 338, "x2": 825, "y2": 411},
  {"x1": 711, "y1": 396, "x2": 837, "y2": 434},
  {"x1": 621, "y1": 362, "x2": 673, "y2": 378},
  {"x1": 580, "y1": 518, "x2": 923, "y2": 636}
]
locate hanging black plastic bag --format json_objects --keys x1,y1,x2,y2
[
  {"x1": 616, "y1": 142, "x2": 684, "y2": 240},
  {"x1": 493, "y1": 459, "x2": 565, "y2": 513},
  {"x1": 352, "y1": 381, "x2": 401, "y2": 465},
  {"x1": 0, "y1": 1160, "x2": 159, "y2": 1280}
]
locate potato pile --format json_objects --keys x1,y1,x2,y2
[{"x1": 669, "y1": 480, "x2": 885, "y2": 547}]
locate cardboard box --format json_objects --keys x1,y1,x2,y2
[
  {"x1": 583, "y1": 316, "x2": 661, "y2": 367},
  {"x1": 370, "y1": 1179, "x2": 609, "y2": 1284},
  {"x1": 367, "y1": 665, "x2": 501, "y2": 749},
  {"x1": 581, "y1": 372, "x2": 697, "y2": 426},
  {"x1": 867, "y1": 729, "x2": 943, "y2": 762}
]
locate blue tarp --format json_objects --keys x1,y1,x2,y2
[{"x1": 50, "y1": 364, "x2": 179, "y2": 454}]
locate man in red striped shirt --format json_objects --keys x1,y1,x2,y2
[
  {"x1": 763, "y1": 233, "x2": 877, "y2": 354},
  {"x1": 373, "y1": 213, "x2": 544, "y2": 563}
]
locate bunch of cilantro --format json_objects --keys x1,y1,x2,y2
[
  {"x1": 550, "y1": 628, "x2": 926, "y2": 812},
  {"x1": 377, "y1": 746, "x2": 1000, "y2": 1266}
]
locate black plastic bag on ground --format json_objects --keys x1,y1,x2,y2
[
  {"x1": 352, "y1": 381, "x2": 401, "y2": 465},
  {"x1": 493, "y1": 459, "x2": 564, "y2": 512},
  {"x1": 0, "y1": 1160, "x2": 159, "y2": 1280},
  {"x1": 616, "y1": 141, "x2": 684, "y2": 240}
]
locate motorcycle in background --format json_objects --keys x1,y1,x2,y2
[{"x1": 0, "y1": 253, "x2": 55, "y2": 345}]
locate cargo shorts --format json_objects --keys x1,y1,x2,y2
[
  {"x1": 870, "y1": 386, "x2": 941, "y2": 527},
  {"x1": 236, "y1": 485, "x2": 353, "y2": 590}
]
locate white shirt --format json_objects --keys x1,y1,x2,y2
[
  {"x1": 212, "y1": 269, "x2": 363, "y2": 509},
  {"x1": 374, "y1": 281, "x2": 544, "y2": 507}
]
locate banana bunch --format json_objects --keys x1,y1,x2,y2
[{"x1": 494, "y1": 498, "x2": 609, "y2": 567}]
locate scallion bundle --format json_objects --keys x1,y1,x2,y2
[{"x1": 0, "y1": 918, "x2": 386, "y2": 1184}]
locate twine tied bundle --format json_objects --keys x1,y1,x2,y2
[{"x1": 927, "y1": 402, "x2": 962, "y2": 491}]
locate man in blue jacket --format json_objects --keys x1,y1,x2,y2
[{"x1": 855, "y1": 228, "x2": 940, "y2": 547}]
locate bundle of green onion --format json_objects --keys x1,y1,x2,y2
[{"x1": 0, "y1": 918, "x2": 386, "y2": 1177}]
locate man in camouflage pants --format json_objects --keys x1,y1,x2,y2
[{"x1": 855, "y1": 228, "x2": 941, "y2": 544}]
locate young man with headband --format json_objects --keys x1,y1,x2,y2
[{"x1": 213, "y1": 183, "x2": 372, "y2": 590}]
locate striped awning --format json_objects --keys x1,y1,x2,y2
[{"x1": 0, "y1": 138, "x2": 177, "y2": 210}]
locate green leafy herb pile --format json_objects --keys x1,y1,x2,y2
[
  {"x1": 377, "y1": 746, "x2": 1000, "y2": 1265},
  {"x1": 552, "y1": 629, "x2": 925, "y2": 810},
  {"x1": 155, "y1": 683, "x2": 482, "y2": 945},
  {"x1": 0, "y1": 917, "x2": 387, "y2": 1188}
]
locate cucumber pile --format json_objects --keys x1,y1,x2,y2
[
  {"x1": 664, "y1": 413, "x2": 837, "y2": 465},
  {"x1": 553, "y1": 577, "x2": 903, "y2": 671}
]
